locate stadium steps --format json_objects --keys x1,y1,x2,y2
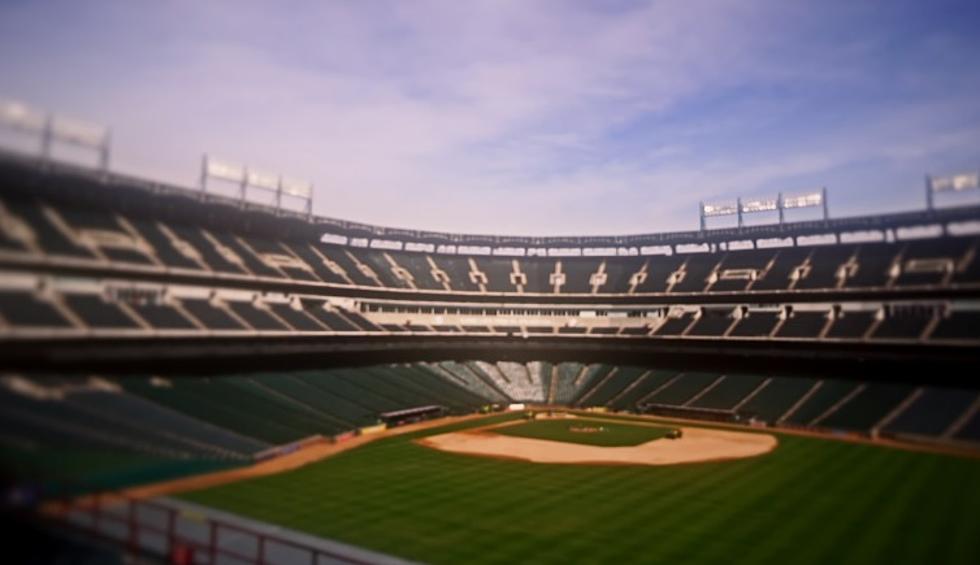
[
  {"x1": 398, "y1": 364, "x2": 488, "y2": 410},
  {"x1": 67, "y1": 390, "x2": 260, "y2": 459},
  {"x1": 312, "y1": 370, "x2": 403, "y2": 413},
  {"x1": 275, "y1": 373, "x2": 382, "y2": 425},
  {"x1": 942, "y1": 393, "x2": 980, "y2": 439},
  {"x1": 776, "y1": 380, "x2": 824, "y2": 423},
  {"x1": 606, "y1": 370, "x2": 652, "y2": 408},
  {"x1": 552, "y1": 363, "x2": 585, "y2": 405},
  {"x1": 570, "y1": 364, "x2": 615, "y2": 405},
  {"x1": 575, "y1": 367, "x2": 620, "y2": 407},
  {"x1": 0, "y1": 390, "x2": 199, "y2": 459},
  {"x1": 609, "y1": 370, "x2": 679, "y2": 412},
  {"x1": 682, "y1": 375, "x2": 726, "y2": 406},
  {"x1": 643, "y1": 373, "x2": 718, "y2": 406},
  {"x1": 463, "y1": 362, "x2": 514, "y2": 402},
  {"x1": 437, "y1": 362, "x2": 508, "y2": 403},
  {"x1": 547, "y1": 365, "x2": 559, "y2": 404},
  {"x1": 248, "y1": 375, "x2": 370, "y2": 429},
  {"x1": 732, "y1": 377, "x2": 772, "y2": 411},
  {"x1": 881, "y1": 388, "x2": 977, "y2": 438},
  {"x1": 811, "y1": 384, "x2": 868, "y2": 427},
  {"x1": 816, "y1": 384, "x2": 915, "y2": 432},
  {"x1": 873, "y1": 388, "x2": 924, "y2": 433},
  {"x1": 123, "y1": 379, "x2": 326, "y2": 445},
  {"x1": 689, "y1": 375, "x2": 767, "y2": 411},
  {"x1": 586, "y1": 367, "x2": 648, "y2": 407}
]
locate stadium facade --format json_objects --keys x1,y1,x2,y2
[{"x1": 1, "y1": 148, "x2": 979, "y2": 563}]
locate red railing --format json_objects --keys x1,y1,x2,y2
[{"x1": 42, "y1": 490, "x2": 380, "y2": 564}]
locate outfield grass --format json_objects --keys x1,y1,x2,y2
[
  {"x1": 179, "y1": 413, "x2": 980, "y2": 564},
  {"x1": 493, "y1": 418, "x2": 675, "y2": 447}
]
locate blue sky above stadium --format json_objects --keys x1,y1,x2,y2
[{"x1": 1, "y1": 0, "x2": 978, "y2": 235}]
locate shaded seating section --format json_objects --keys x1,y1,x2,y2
[
  {"x1": 431, "y1": 256, "x2": 480, "y2": 292},
  {"x1": 737, "y1": 377, "x2": 816, "y2": 422},
  {"x1": 473, "y1": 257, "x2": 515, "y2": 292},
  {"x1": 883, "y1": 388, "x2": 978, "y2": 437},
  {"x1": 360, "y1": 252, "x2": 409, "y2": 289},
  {"x1": 641, "y1": 372, "x2": 719, "y2": 406},
  {"x1": 180, "y1": 299, "x2": 246, "y2": 330},
  {"x1": 251, "y1": 372, "x2": 381, "y2": 427},
  {"x1": 0, "y1": 290, "x2": 73, "y2": 328},
  {"x1": 1, "y1": 196, "x2": 93, "y2": 257},
  {"x1": 843, "y1": 244, "x2": 896, "y2": 288},
  {"x1": 301, "y1": 300, "x2": 360, "y2": 331},
  {"x1": 241, "y1": 236, "x2": 314, "y2": 280},
  {"x1": 0, "y1": 385, "x2": 245, "y2": 459},
  {"x1": 569, "y1": 364, "x2": 615, "y2": 406},
  {"x1": 433, "y1": 362, "x2": 509, "y2": 403},
  {"x1": 634, "y1": 256, "x2": 684, "y2": 293},
  {"x1": 55, "y1": 205, "x2": 156, "y2": 265},
  {"x1": 794, "y1": 246, "x2": 852, "y2": 290},
  {"x1": 127, "y1": 218, "x2": 203, "y2": 270},
  {"x1": 686, "y1": 308, "x2": 735, "y2": 337},
  {"x1": 208, "y1": 232, "x2": 283, "y2": 278},
  {"x1": 389, "y1": 252, "x2": 444, "y2": 291},
  {"x1": 607, "y1": 370, "x2": 678, "y2": 411},
  {"x1": 952, "y1": 409, "x2": 980, "y2": 443},
  {"x1": 493, "y1": 362, "x2": 543, "y2": 402},
  {"x1": 123, "y1": 377, "x2": 349, "y2": 445},
  {"x1": 930, "y1": 311, "x2": 980, "y2": 340},
  {"x1": 282, "y1": 242, "x2": 350, "y2": 284},
  {"x1": 560, "y1": 259, "x2": 602, "y2": 293},
  {"x1": 224, "y1": 301, "x2": 289, "y2": 330},
  {"x1": 728, "y1": 311, "x2": 780, "y2": 338},
  {"x1": 816, "y1": 384, "x2": 914, "y2": 431},
  {"x1": 824, "y1": 311, "x2": 876, "y2": 339},
  {"x1": 709, "y1": 249, "x2": 775, "y2": 292},
  {"x1": 126, "y1": 300, "x2": 196, "y2": 330},
  {"x1": 67, "y1": 389, "x2": 265, "y2": 457},
  {"x1": 688, "y1": 375, "x2": 767, "y2": 410},
  {"x1": 871, "y1": 308, "x2": 934, "y2": 340},
  {"x1": 63, "y1": 294, "x2": 139, "y2": 329},
  {"x1": 601, "y1": 257, "x2": 644, "y2": 293},
  {"x1": 168, "y1": 226, "x2": 246, "y2": 275},
  {"x1": 580, "y1": 366, "x2": 648, "y2": 407},
  {"x1": 528, "y1": 361, "x2": 553, "y2": 400},
  {"x1": 266, "y1": 302, "x2": 326, "y2": 331},
  {"x1": 781, "y1": 380, "x2": 860, "y2": 426},
  {"x1": 670, "y1": 254, "x2": 718, "y2": 293},
  {"x1": 652, "y1": 312, "x2": 696, "y2": 336},
  {"x1": 316, "y1": 245, "x2": 379, "y2": 286},
  {"x1": 751, "y1": 248, "x2": 810, "y2": 291},
  {"x1": 5, "y1": 189, "x2": 978, "y2": 297},
  {"x1": 775, "y1": 311, "x2": 828, "y2": 338},
  {"x1": 894, "y1": 238, "x2": 969, "y2": 286},
  {"x1": 552, "y1": 362, "x2": 585, "y2": 405}
]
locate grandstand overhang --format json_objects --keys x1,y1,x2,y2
[{"x1": 1, "y1": 333, "x2": 977, "y2": 387}]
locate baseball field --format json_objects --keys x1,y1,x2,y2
[{"x1": 178, "y1": 413, "x2": 980, "y2": 564}]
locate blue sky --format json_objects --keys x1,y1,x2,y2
[{"x1": 1, "y1": 0, "x2": 978, "y2": 235}]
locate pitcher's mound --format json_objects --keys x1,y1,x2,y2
[{"x1": 419, "y1": 425, "x2": 777, "y2": 466}]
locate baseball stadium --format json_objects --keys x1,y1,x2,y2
[{"x1": 2, "y1": 2, "x2": 980, "y2": 564}]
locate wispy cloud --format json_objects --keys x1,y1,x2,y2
[{"x1": 1, "y1": 0, "x2": 978, "y2": 235}]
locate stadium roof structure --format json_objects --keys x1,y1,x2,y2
[{"x1": 2, "y1": 148, "x2": 978, "y2": 251}]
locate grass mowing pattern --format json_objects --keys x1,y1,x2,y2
[
  {"x1": 179, "y1": 414, "x2": 980, "y2": 564},
  {"x1": 493, "y1": 418, "x2": 675, "y2": 447}
]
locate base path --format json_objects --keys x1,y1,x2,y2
[{"x1": 419, "y1": 426, "x2": 777, "y2": 465}]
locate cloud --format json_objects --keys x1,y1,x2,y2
[{"x1": 0, "y1": 0, "x2": 978, "y2": 235}]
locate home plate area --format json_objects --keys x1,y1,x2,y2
[{"x1": 417, "y1": 414, "x2": 777, "y2": 466}]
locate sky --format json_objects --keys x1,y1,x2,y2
[{"x1": 0, "y1": 0, "x2": 979, "y2": 236}]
